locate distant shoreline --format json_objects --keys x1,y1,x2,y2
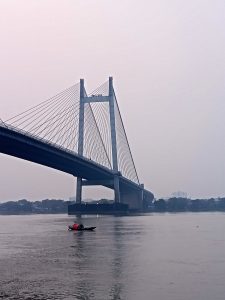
[
  {"x1": 1, "y1": 197, "x2": 225, "y2": 215},
  {"x1": 0, "y1": 199, "x2": 69, "y2": 215},
  {"x1": 150, "y1": 197, "x2": 225, "y2": 213}
]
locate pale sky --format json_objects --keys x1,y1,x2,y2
[{"x1": 0, "y1": 0, "x2": 225, "y2": 201}]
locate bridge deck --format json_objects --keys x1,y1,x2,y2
[{"x1": 0, "y1": 125, "x2": 152, "y2": 197}]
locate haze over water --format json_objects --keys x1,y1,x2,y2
[{"x1": 1, "y1": 213, "x2": 225, "y2": 300}]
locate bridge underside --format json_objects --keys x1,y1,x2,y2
[
  {"x1": 0, "y1": 126, "x2": 154, "y2": 210},
  {"x1": 0, "y1": 126, "x2": 113, "y2": 180}
]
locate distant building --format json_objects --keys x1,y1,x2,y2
[{"x1": 171, "y1": 191, "x2": 188, "y2": 198}]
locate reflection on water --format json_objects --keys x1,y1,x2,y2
[
  {"x1": 69, "y1": 217, "x2": 133, "y2": 299},
  {"x1": 1, "y1": 213, "x2": 225, "y2": 299}
]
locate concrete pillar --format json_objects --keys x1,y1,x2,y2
[
  {"x1": 78, "y1": 79, "x2": 85, "y2": 155},
  {"x1": 109, "y1": 77, "x2": 118, "y2": 173},
  {"x1": 109, "y1": 77, "x2": 121, "y2": 202},
  {"x1": 76, "y1": 177, "x2": 82, "y2": 204},
  {"x1": 114, "y1": 175, "x2": 121, "y2": 203},
  {"x1": 76, "y1": 79, "x2": 85, "y2": 204},
  {"x1": 120, "y1": 187, "x2": 144, "y2": 211}
]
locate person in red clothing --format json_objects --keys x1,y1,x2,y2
[
  {"x1": 69, "y1": 223, "x2": 84, "y2": 231},
  {"x1": 72, "y1": 223, "x2": 79, "y2": 230}
]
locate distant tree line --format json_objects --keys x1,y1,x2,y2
[
  {"x1": 1, "y1": 197, "x2": 225, "y2": 214},
  {"x1": 153, "y1": 197, "x2": 225, "y2": 212},
  {"x1": 0, "y1": 199, "x2": 70, "y2": 214}
]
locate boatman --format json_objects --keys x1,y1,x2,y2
[{"x1": 72, "y1": 223, "x2": 84, "y2": 230}]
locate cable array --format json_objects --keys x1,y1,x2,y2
[
  {"x1": 5, "y1": 83, "x2": 111, "y2": 169},
  {"x1": 88, "y1": 81, "x2": 140, "y2": 184},
  {"x1": 114, "y1": 90, "x2": 140, "y2": 184},
  {"x1": 83, "y1": 88, "x2": 111, "y2": 168},
  {"x1": 4, "y1": 79, "x2": 140, "y2": 183},
  {"x1": 88, "y1": 81, "x2": 112, "y2": 166},
  {"x1": 6, "y1": 84, "x2": 80, "y2": 152}
]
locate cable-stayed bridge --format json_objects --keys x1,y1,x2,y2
[{"x1": 0, "y1": 78, "x2": 153, "y2": 210}]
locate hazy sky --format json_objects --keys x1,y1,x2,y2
[{"x1": 1, "y1": 0, "x2": 225, "y2": 201}]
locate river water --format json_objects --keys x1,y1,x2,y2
[{"x1": 0, "y1": 213, "x2": 225, "y2": 300}]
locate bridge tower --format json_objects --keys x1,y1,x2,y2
[{"x1": 76, "y1": 77, "x2": 121, "y2": 204}]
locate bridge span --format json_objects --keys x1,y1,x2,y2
[{"x1": 0, "y1": 78, "x2": 154, "y2": 211}]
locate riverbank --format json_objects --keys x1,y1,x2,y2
[{"x1": 1, "y1": 197, "x2": 225, "y2": 214}]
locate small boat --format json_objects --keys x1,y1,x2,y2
[{"x1": 68, "y1": 224, "x2": 96, "y2": 231}]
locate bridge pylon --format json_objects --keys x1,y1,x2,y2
[{"x1": 75, "y1": 77, "x2": 121, "y2": 204}]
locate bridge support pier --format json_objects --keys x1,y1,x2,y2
[
  {"x1": 75, "y1": 175, "x2": 120, "y2": 204},
  {"x1": 120, "y1": 184, "x2": 144, "y2": 211},
  {"x1": 114, "y1": 175, "x2": 121, "y2": 203},
  {"x1": 76, "y1": 177, "x2": 82, "y2": 204}
]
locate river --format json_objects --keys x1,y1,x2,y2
[{"x1": 0, "y1": 213, "x2": 225, "y2": 300}]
